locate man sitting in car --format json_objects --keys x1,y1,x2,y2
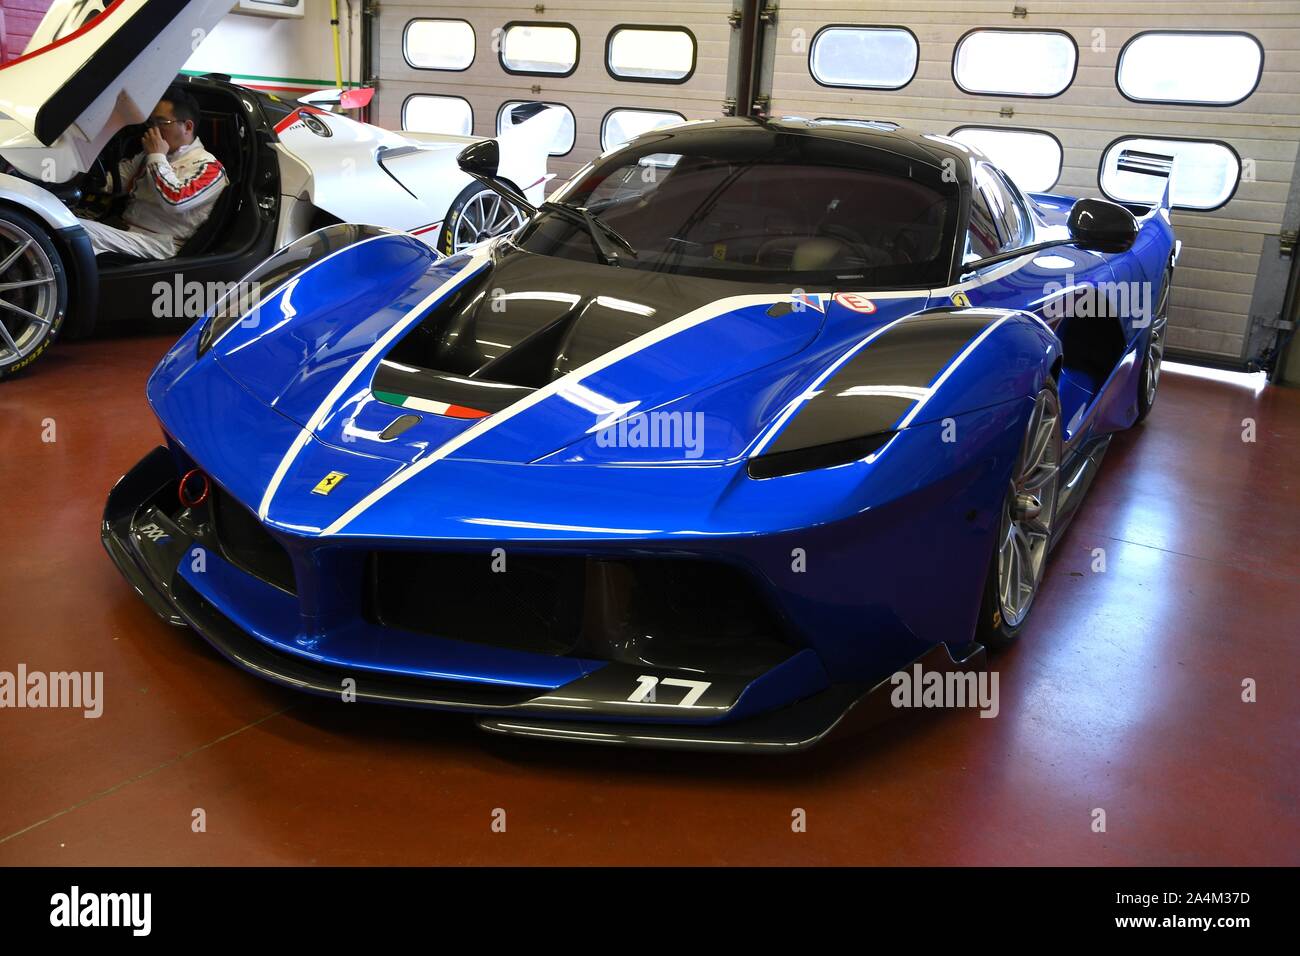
[{"x1": 77, "y1": 85, "x2": 228, "y2": 260}]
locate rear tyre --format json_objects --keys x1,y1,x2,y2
[
  {"x1": 1135, "y1": 266, "x2": 1172, "y2": 423},
  {"x1": 437, "y1": 182, "x2": 527, "y2": 257},
  {"x1": 0, "y1": 207, "x2": 69, "y2": 382},
  {"x1": 976, "y1": 386, "x2": 1062, "y2": 650}
]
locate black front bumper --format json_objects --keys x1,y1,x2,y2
[{"x1": 103, "y1": 447, "x2": 986, "y2": 752}]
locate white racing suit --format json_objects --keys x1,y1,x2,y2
[{"x1": 77, "y1": 138, "x2": 228, "y2": 259}]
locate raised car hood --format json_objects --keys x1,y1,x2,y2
[
  {"x1": 210, "y1": 236, "x2": 840, "y2": 470},
  {"x1": 0, "y1": 0, "x2": 234, "y2": 177}
]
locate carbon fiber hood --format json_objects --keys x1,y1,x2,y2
[{"x1": 212, "y1": 238, "x2": 835, "y2": 467}]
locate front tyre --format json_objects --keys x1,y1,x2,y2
[
  {"x1": 0, "y1": 207, "x2": 69, "y2": 382},
  {"x1": 977, "y1": 386, "x2": 1062, "y2": 650},
  {"x1": 438, "y1": 182, "x2": 527, "y2": 257}
]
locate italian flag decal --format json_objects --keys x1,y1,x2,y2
[{"x1": 374, "y1": 390, "x2": 490, "y2": 420}]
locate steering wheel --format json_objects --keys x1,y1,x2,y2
[
  {"x1": 817, "y1": 223, "x2": 895, "y2": 270},
  {"x1": 80, "y1": 157, "x2": 111, "y2": 195},
  {"x1": 892, "y1": 230, "x2": 922, "y2": 265}
]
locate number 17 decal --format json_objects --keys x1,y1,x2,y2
[{"x1": 628, "y1": 675, "x2": 712, "y2": 707}]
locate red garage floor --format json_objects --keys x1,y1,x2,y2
[{"x1": 1, "y1": 335, "x2": 1297, "y2": 866}]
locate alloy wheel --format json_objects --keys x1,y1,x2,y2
[
  {"x1": 996, "y1": 389, "x2": 1062, "y2": 629},
  {"x1": 0, "y1": 220, "x2": 59, "y2": 371},
  {"x1": 1144, "y1": 273, "x2": 1171, "y2": 408},
  {"x1": 452, "y1": 189, "x2": 526, "y2": 254}
]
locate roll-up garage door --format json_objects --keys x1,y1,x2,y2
[
  {"x1": 761, "y1": 1, "x2": 1300, "y2": 366},
  {"x1": 373, "y1": 0, "x2": 735, "y2": 184}
]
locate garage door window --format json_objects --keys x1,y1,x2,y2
[
  {"x1": 403, "y1": 19, "x2": 475, "y2": 71},
  {"x1": 607, "y1": 26, "x2": 696, "y2": 82},
  {"x1": 500, "y1": 22, "x2": 579, "y2": 76},
  {"x1": 498, "y1": 101, "x2": 576, "y2": 156},
  {"x1": 953, "y1": 29, "x2": 1077, "y2": 97},
  {"x1": 950, "y1": 127, "x2": 1063, "y2": 193},
  {"x1": 1118, "y1": 32, "x2": 1263, "y2": 106},
  {"x1": 1100, "y1": 137, "x2": 1240, "y2": 210},
  {"x1": 809, "y1": 25, "x2": 918, "y2": 89},
  {"x1": 402, "y1": 95, "x2": 473, "y2": 136},
  {"x1": 601, "y1": 109, "x2": 686, "y2": 152}
]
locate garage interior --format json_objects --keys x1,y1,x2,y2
[{"x1": 2, "y1": 0, "x2": 1299, "y2": 867}]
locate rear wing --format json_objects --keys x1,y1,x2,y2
[
  {"x1": 298, "y1": 87, "x2": 376, "y2": 112},
  {"x1": 495, "y1": 106, "x2": 566, "y2": 205},
  {"x1": 1117, "y1": 147, "x2": 1175, "y2": 219}
]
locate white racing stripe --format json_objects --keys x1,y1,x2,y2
[
  {"x1": 299, "y1": 267, "x2": 1035, "y2": 534},
  {"x1": 257, "y1": 251, "x2": 492, "y2": 520},
  {"x1": 320, "y1": 291, "x2": 798, "y2": 536},
  {"x1": 932, "y1": 251, "x2": 1039, "y2": 298}
]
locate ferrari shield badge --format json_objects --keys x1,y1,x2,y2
[{"x1": 312, "y1": 471, "x2": 347, "y2": 495}]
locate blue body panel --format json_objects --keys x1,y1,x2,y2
[{"x1": 123, "y1": 164, "x2": 1175, "y2": 737}]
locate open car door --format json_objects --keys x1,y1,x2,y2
[{"x1": 0, "y1": 0, "x2": 234, "y2": 179}]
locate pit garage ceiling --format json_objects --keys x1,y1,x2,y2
[{"x1": 374, "y1": 1, "x2": 1300, "y2": 369}]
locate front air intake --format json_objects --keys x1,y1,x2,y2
[
  {"x1": 208, "y1": 487, "x2": 297, "y2": 595},
  {"x1": 365, "y1": 552, "x2": 797, "y2": 675}
]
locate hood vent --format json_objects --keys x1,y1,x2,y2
[
  {"x1": 372, "y1": 250, "x2": 752, "y2": 420},
  {"x1": 375, "y1": 266, "x2": 587, "y2": 417}
]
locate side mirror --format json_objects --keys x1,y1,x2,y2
[
  {"x1": 1068, "y1": 198, "x2": 1138, "y2": 254},
  {"x1": 457, "y1": 139, "x2": 500, "y2": 179}
]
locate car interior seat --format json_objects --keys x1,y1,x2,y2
[{"x1": 94, "y1": 110, "x2": 242, "y2": 269}]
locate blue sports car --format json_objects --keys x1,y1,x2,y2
[{"x1": 103, "y1": 118, "x2": 1177, "y2": 751}]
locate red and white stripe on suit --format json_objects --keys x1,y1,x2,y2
[{"x1": 78, "y1": 137, "x2": 228, "y2": 259}]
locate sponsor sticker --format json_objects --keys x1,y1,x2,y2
[
  {"x1": 951, "y1": 291, "x2": 972, "y2": 308},
  {"x1": 833, "y1": 292, "x2": 877, "y2": 314}
]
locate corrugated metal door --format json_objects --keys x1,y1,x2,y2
[
  {"x1": 761, "y1": 1, "x2": 1300, "y2": 366},
  {"x1": 373, "y1": 0, "x2": 736, "y2": 183}
]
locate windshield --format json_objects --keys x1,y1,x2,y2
[{"x1": 518, "y1": 131, "x2": 957, "y2": 287}]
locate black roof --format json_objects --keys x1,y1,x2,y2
[{"x1": 617, "y1": 116, "x2": 977, "y2": 186}]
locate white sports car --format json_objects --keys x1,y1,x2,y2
[{"x1": 0, "y1": 0, "x2": 563, "y2": 380}]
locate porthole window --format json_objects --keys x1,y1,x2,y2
[
  {"x1": 402, "y1": 95, "x2": 473, "y2": 137},
  {"x1": 953, "y1": 29, "x2": 1077, "y2": 97},
  {"x1": 403, "y1": 19, "x2": 475, "y2": 71},
  {"x1": 607, "y1": 26, "x2": 696, "y2": 82},
  {"x1": 497, "y1": 101, "x2": 576, "y2": 156},
  {"x1": 809, "y1": 25, "x2": 918, "y2": 89},
  {"x1": 500, "y1": 22, "x2": 579, "y2": 76},
  {"x1": 1118, "y1": 32, "x2": 1263, "y2": 105},
  {"x1": 601, "y1": 109, "x2": 686, "y2": 152},
  {"x1": 950, "y1": 126, "x2": 1063, "y2": 193},
  {"x1": 1100, "y1": 137, "x2": 1240, "y2": 210}
]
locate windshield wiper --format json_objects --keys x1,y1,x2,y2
[{"x1": 539, "y1": 200, "x2": 637, "y2": 266}]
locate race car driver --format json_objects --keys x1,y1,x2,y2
[{"x1": 76, "y1": 85, "x2": 228, "y2": 260}]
